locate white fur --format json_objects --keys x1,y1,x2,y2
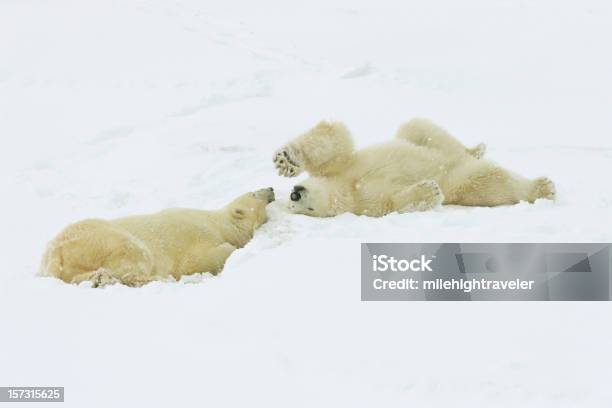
[
  {"x1": 276, "y1": 118, "x2": 556, "y2": 217},
  {"x1": 40, "y1": 189, "x2": 274, "y2": 287}
]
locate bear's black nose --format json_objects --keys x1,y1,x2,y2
[{"x1": 290, "y1": 192, "x2": 301, "y2": 201}]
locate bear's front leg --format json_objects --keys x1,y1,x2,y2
[
  {"x1": 273, "y1": 143, "x2": 304, "y2": 177},
  {"x1": 393, "y1": 180, "x2": 444, "y2": 213},
  {"x1": 273, "y1": 121, "x2": 354, "y2": 177},
  {"x1": 177, "y1": 242, "x2": 237, "y2": 278}
]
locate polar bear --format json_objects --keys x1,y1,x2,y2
[
  {"x1": 40, "y1": 188, "x2": 275, "y2": 287},
  {"x1": 273, "y1": 119, "x2": 555, "y2": 217}
]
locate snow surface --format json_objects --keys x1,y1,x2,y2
[{"x1": 1, "y1": 0, "x2": 612, "y2": 406}]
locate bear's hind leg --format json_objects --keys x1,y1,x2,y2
[
  {"x1": 70, "y1": 255, "x2": 155, "y2": 288},
  {"x1": 67, "y1": 224, "x2": 154, "y2": 287},
  {"x1": 443, "y1": 161, "x2": 556, "y2": 206},
  {"x1": 273, "y1": 121, "x2": 354, "y2": 177},
  {"x1": 395, "y1": 118, "x2": 485, "y2": 159},
  {"x1": 393, "y1": 180, "x2": 445, "y2": 213}
]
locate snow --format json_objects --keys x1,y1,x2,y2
[{"x1": 1, "y1": 0, "x2": 611, "y2": 406}]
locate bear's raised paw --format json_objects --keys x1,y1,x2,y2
[{"x1": 273, "y1": 145, "x2": 304, "y2": 177}]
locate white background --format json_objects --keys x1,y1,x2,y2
[{"x1": 1, "y1": 0, "x2": 611, "y2": 406}]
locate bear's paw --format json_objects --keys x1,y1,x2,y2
[
  {"x1": 531, "y1": 177, "x2": 556, "y2": 201},
  {"x1": 273, "y1": 144, "x2": 304, "y2": 177},
  {"x1": 396, "y1": 180, "x2": 444, "y2": 213}
]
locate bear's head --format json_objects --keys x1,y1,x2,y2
[
  {"x1": 288, "y1": 177, "x2": 352, "y2": 217},
  {"x1": 229, "y1": 187, "x2": 275, "y2": 231}
]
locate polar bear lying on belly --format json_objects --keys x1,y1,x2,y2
[
  {"x1": 273, "y1": 119, "x2": 555, "y2": 217},
  {"x1": 40, "y1": 188, "x2": 275, "y2": 287}
]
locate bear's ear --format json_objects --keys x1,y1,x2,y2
[{"x1": 232, "y1": 208, "x2": 246, "y2": 220}]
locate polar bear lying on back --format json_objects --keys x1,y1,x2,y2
[
  {"x1": 40, "y1": 188, "x2": 275, "y2": 287},
  {"x1": 273, "y1": 119, "x2": 555, "y2": 217}
]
